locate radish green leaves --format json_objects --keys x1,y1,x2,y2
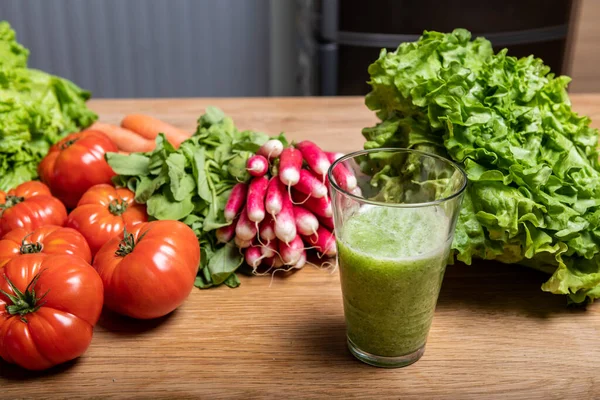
[{"x1": 107, "y1": 108, "x2": 271, "y2": 288}]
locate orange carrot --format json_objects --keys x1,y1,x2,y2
[
  {"x1": 121, "y1": 114, "x2": 191, "y2": 148},
  {"x1": 90, "y1": 122, "x2": 155, "y2": 153}
]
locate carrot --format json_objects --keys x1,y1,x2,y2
[
  {"x1": 121, "y1": 114, "x2": 191, "y2": 147},
  {"x1": 90, "y1": 122, "x2": 155, "y2": 153}
]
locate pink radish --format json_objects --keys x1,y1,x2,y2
[
  {"x1": 216, "y1": 222, "x2": 236, "y2": 243},
  {"x1": 246, "y1": 176, "x2": 269, "y2": 223},
  {"x1": 318, "y1": 215, "x2": 335, "y2": 230},
  {"x1": 260, "y1": 240, "x2": 278, "y2": 258},
  {"x1": 235, "y1": 210, "x2": 257, "y2": 241},
  {"x1": 292, "y1": 250, "x2": 307, "y2": 269},
  {"x1": 294, "y1": 169, "x2": 328, "y2": 199},
  {"x1": 263, "y1": 255, "x2": 284, "y2": 268},
  {"x1": 245, "y1": 246, "x2": 264, "y2": 268},
  {"x1": 327, "y1": 152, "x2": 345, "y2": 161},
  {"x1": 278, "y1": 147, "x2": 303, "y2": 186},
  {"x1": 293, "y1": 205, "x2": 319, "y2": 236},
  {"x1": 235, "y1": 236, "x2": 253, "y2": 249},
  {"x1": 246, "y1": 155, "x2": 269, "y2": 177},
  {"x1": 275, "y1": 184, "x2": 296, "y2": 244},
  {"x1": 259, "y1": 215, "x2": 276, "y2": 242},
  {"x1": 296, "y1": 141, "x2": 331, "y2": 176},
  {"x1": 279, "y1": 235, "x2": 305, "y2": 265},
  {"x1": 291, "y1": 190, "x2": 333, "y2": 218},
  {"x1": 307, "y1": 226, "x2": 337, "y2": 256},
  {"x1": 326, "y1": 152, "x2": 357, "y2": 191},
  {"x1": 265, "y1": 177, "x2": 283, "y2": 217},
  {"x1": 224, "y1": 183, "x2": 248, "y2": 222},
  {"x1": 257, "y1": 139, "x2": 284, "y2": 160}
]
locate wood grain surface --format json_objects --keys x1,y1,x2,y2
[{"x1": 1, "y1": 96, "x2": 599, "y2": 399}]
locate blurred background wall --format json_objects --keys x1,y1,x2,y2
[{"x1": 0, "y1": 0, "x2": 596, "y2": 98}]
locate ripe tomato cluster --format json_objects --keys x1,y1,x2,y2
[{"x1": 0, "y1": 130, "x2": 200, "y2": 371}]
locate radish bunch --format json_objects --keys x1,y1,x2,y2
[{"x1": 216, "y1": 139, "x2": 357, "y2": 271}]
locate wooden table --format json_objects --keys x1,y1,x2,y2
[{"x1": 2, "y1": 96, "x2": 600, "y2": 399}]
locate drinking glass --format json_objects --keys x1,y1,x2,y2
[{"x1": 328, "y1": 148, "x2": 467, "y2": 368}]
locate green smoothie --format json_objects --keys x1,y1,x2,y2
[{"x1": 337, "y1": 205, "x2": 450, "y2": 358}]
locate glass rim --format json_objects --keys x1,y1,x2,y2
[{"x1": 328, "y1": 147, "x2": 468, "y2": 208}]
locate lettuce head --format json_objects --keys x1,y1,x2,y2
[{"x1": 363, "y1": 28, "x2": 600, "y2": 303}]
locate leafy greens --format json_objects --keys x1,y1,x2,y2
[
  {"x1": 107, "y1": 107, "x2": 283, "y2": 288},
  {"x1": 363, "y1": 28, "x2": 600, "y2": 303},
  {"x1": 0, "y1": 21, "x2": 97, "y2": 190}
]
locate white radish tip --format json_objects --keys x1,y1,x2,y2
[
  {"x1": 248, "y1": 210, "x2": 265, "y2": 223},
  {"x1": 316, "y1": 160, "x2": 331, "y2": 175},
  {"x1": 275, "y1": 225, "x2": 296, "y2": 244},
  {"x1": 280, "y1": 169, "x2": 300, "y2": 186},
  {"x1": 235, "y1": 236, "x2": 253, "y2": 248},
  {"x1": 313, "y1": 185, "x2": 328, "y2": 198},
  {"x1": 346, "y1": 176, "x2": 358, "y2": 191},
  {"x1": 224, "y1": 211, "x2": 236, "y2": 222},
  {"x1": 293, "y1": 253, "x2": 307, "y2": 269}
]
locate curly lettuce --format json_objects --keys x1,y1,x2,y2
[
  {"x1": 0, "y1": 21, "x2": 97, "y2": 190},
  {"x1": 363, "y1": 28, "x2": 600, "y2": 303}
]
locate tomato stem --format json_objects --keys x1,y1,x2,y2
[
  {"x1": 108, "y1": 198, "x2": 128, "y2": 216},
  {"x1": 60, "y1": 138, "x2": 79, "y2": 150},
  {"x1": 19, "y1": 233, "x2": 43, "y2": 254},
  {"x1": 0, "y1": 195, "x2": 24, "y2": 210},
  {"x1": 115, "y1": 228, "x2": 149, "y2": 257},
  {"x1": 0, "y1": 270, "x2": 50, "y2": 322}
]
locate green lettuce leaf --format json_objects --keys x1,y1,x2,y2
[
  {"x1": 0, "y1": 21, "x2": 96, "y2": 190},
  {"x1": 363, "y1": 28, "x2": 600, "y2": 303}
]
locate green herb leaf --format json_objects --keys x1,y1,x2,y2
[
  {"x1": 146, "y1": 192, "x2": 194, "y2": 221},
  {"x1": 207, "y1": 244, "x2": 244, "y2": 286},
  {"x1": 106, "y1": 153, "x2": 150, "y2": 176}
]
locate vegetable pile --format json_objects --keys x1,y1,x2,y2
[
  {"x1": 106, "y1": 108, "x2": 339, "y2": 288},
  {"x1": 107, "y1": 108, "x2": 277, "y2": 288},
  {"x1": 0, "y1": 129, "x2": 201, "y2": 370},
  {"x1": 218, "y1": 139, "x2": 342, "y2": 273},
  {"x1": 363, "y1": 28, "x2": 600, "y2": 303},
  {"x1": 0, "y1": 21, "x2": 97, "y2": 191}
]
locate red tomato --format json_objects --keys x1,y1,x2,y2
[
  {"x1": 38, "y1": 130, "x2": 118, "y2": 209},
  {"x1": 0, "y1": 254, "x2": 104, "y2": 370},
  {"x1": 0, "y1": 181, "x2": 67, "y2": 238},
  {"x1": 93, "y1": 220, "x2": 200, "y2": 319},
  {"x1": 0, "y1": 225, "x2": 91, "y2": 268},
  {"x1": 66, "y1": 184, "x2": 147, "y2": 256}
]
